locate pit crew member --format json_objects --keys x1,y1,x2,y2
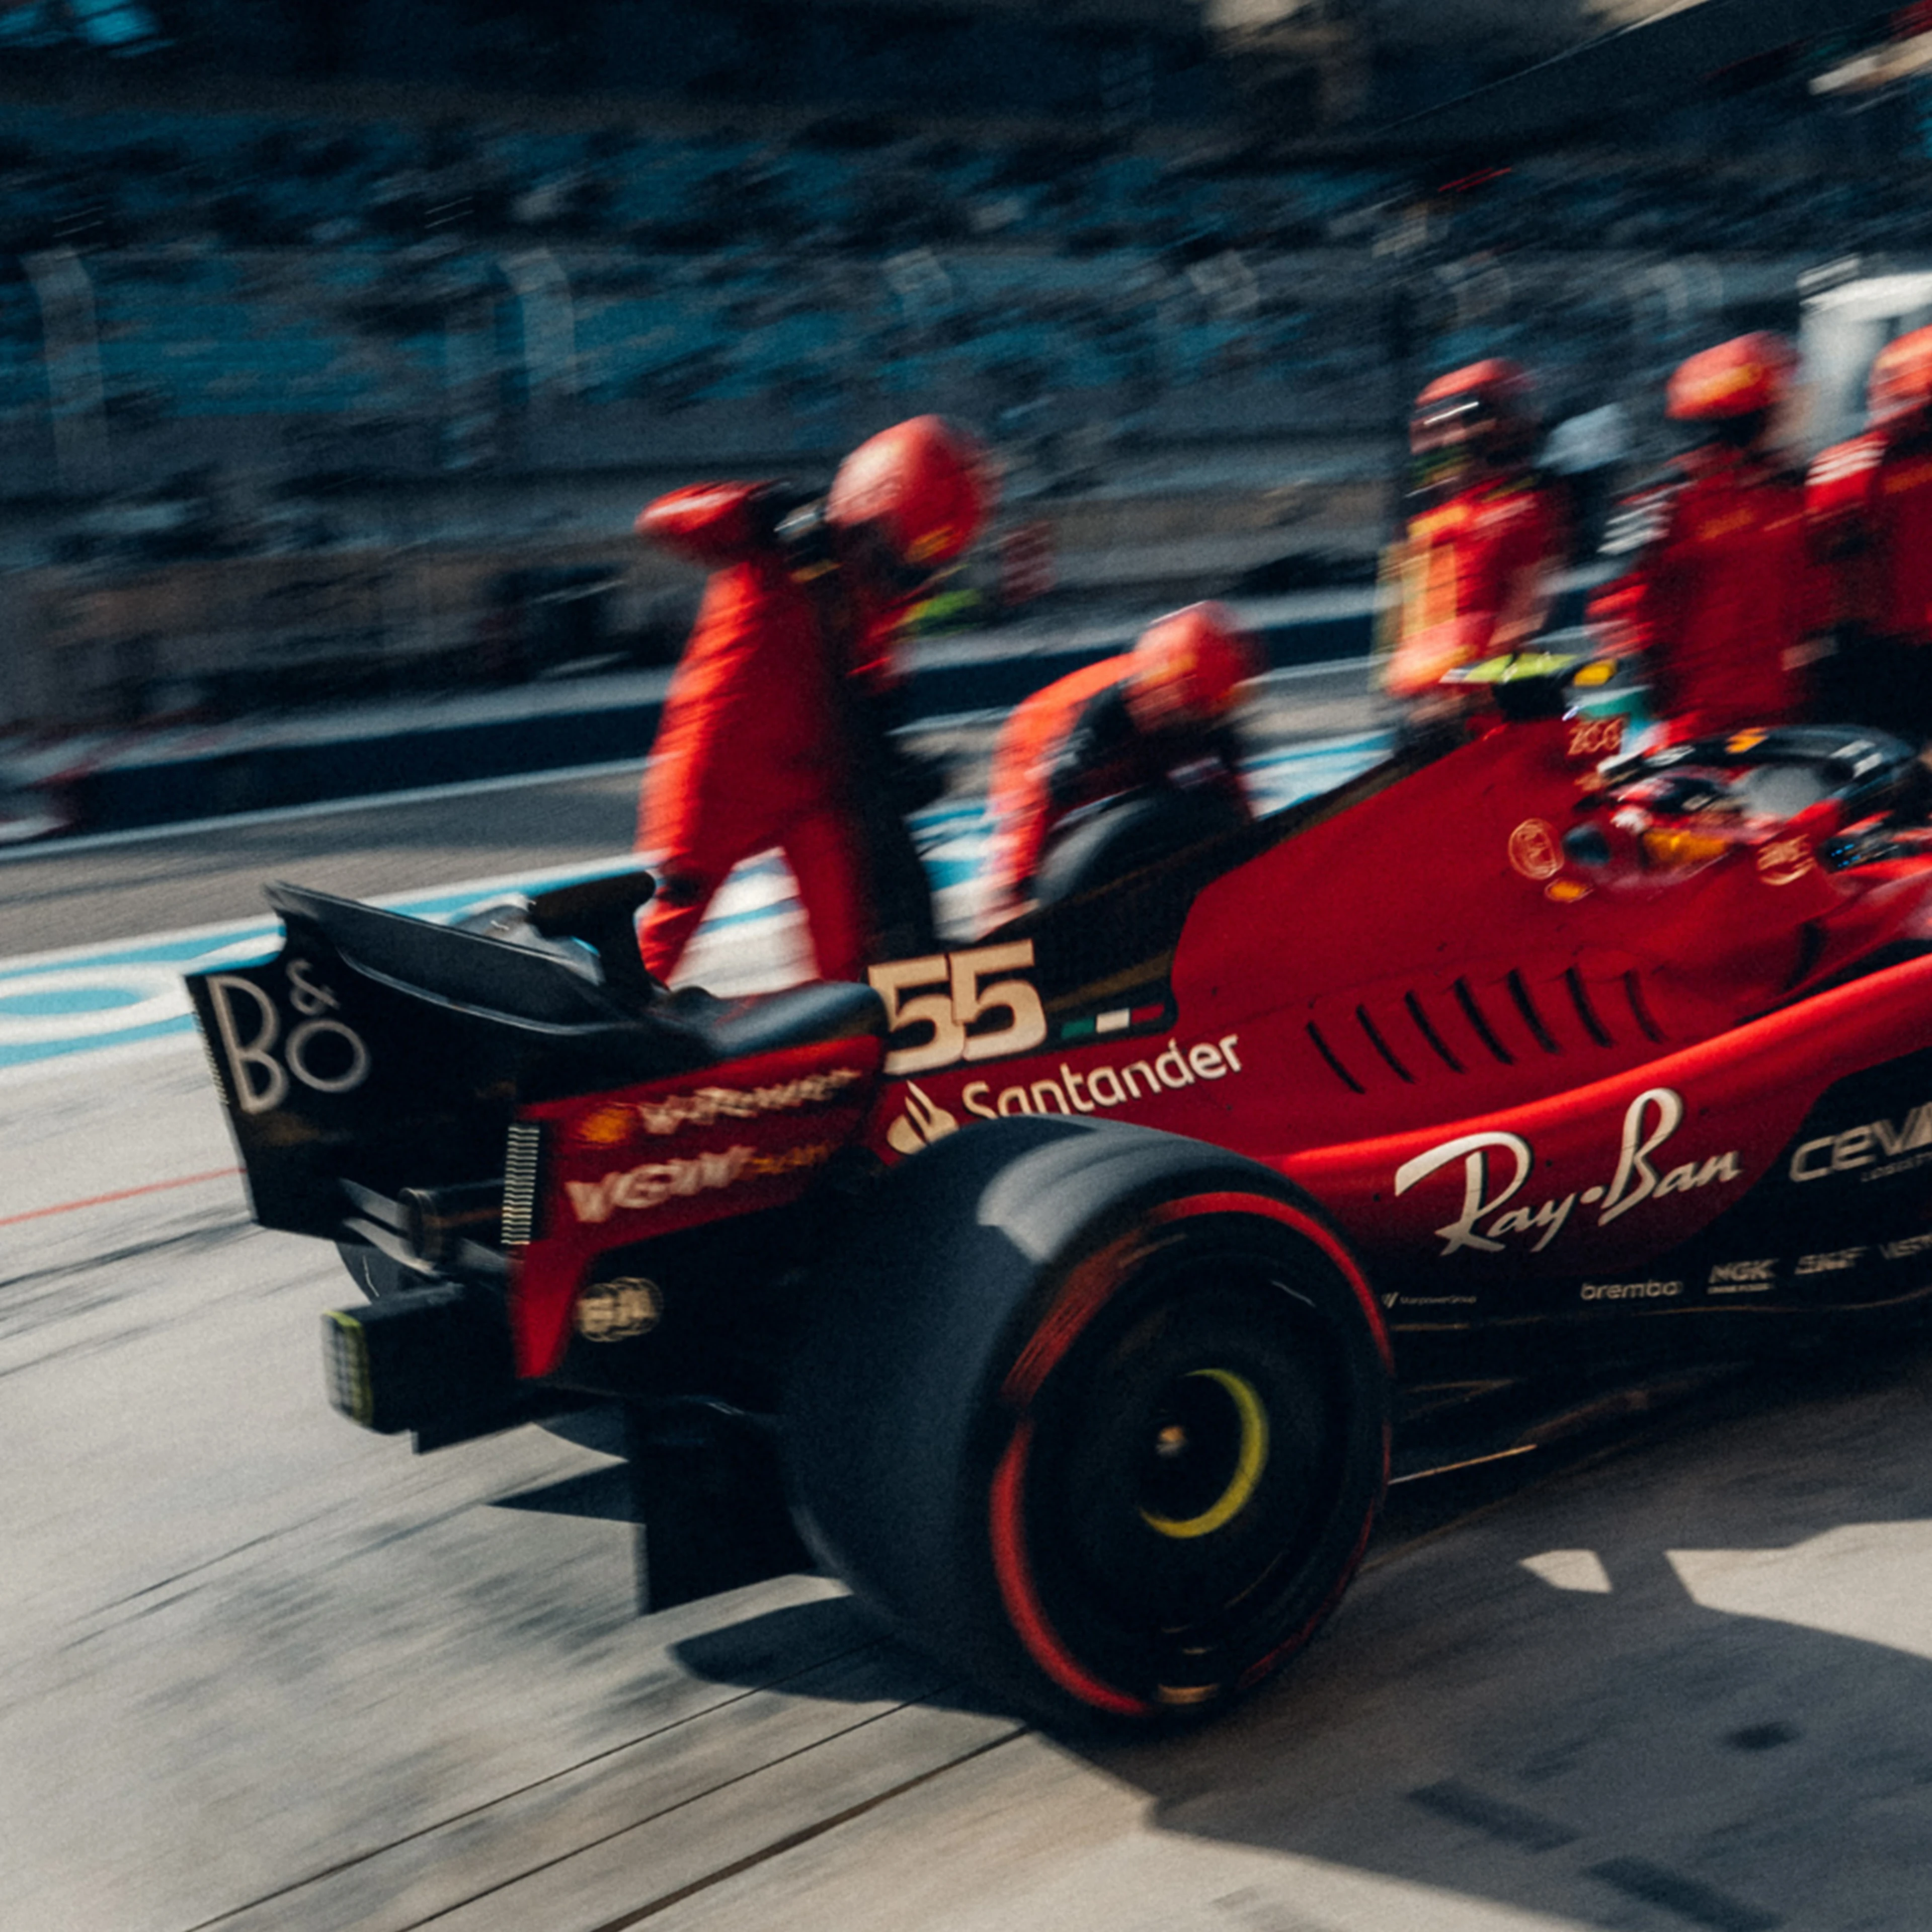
[
  {"x1": 1589, "y1": 332, "x2": 1823, "y2": 742},
  {"x1": 1808, "y1": 324, "x2": 1932, "y2": 739},
  {"x1": 982, "y1": 601, "x2": 1260, "y2": 923},
  {"x1": 635, "y1": 415, "x2": 993, "y2": 983},
  {"x1": 1381, "y1": 358, "x2": 1568, "y2": 727}
]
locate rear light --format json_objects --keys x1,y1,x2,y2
[
  {"x1": 324, "y1": 1309, "x2": 375, "y2": 1427},
  {"x1": 321, "y1": 1283, "x2": 520, "y2": 1447}
]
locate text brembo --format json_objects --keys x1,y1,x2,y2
[{"x1": 1580, "y1": 1278, "x2": 1681, "y2": 1301}]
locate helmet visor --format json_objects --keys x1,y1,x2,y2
[{"x1": 1409, "y1": 392, "x2": 1489, "y2": 455}]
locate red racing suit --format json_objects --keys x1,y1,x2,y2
[
  {"x1": 1807, "y1": 427, "x2": 1932, "y2": 735},
  {"x1": 1588, "y1": 446, "x2": 1821, "y2": 742},
  {"x1": 983, "y1": 653, "x2": 1251, "y2": 922},
  {"x1": 634, "y1": 482, "x2": 923, "y2": 985},
  {"x1": 1382, "y1": 474, "x2": 1567, "y2": 703}
]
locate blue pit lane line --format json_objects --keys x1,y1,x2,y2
[{"x1": 0, "y1": 734, "x2": 1388, "y2": 1074}]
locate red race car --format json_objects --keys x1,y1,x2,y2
[{"x1": 189, "y1": 659, "x2": 1932, "y2": 1729}]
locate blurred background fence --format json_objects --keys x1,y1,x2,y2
[{"x1": 4, "y1": 0, "x2": 1930, "y2": 730}]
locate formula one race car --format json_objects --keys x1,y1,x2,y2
[{"x1": 189, "y1": 660, "x2": 1932, "y2": 1730}]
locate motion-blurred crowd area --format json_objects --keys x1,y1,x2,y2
[{"x1": 3, "y1": 0, "x2": 1929, "y2": 729}]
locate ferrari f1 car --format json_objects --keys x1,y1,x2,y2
[{"x1": 189, "y1": 662, "x2": 1932, "y2": 1729}]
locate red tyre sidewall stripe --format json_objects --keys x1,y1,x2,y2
[
  {"x1": 1148, "y1": 1190, "x2": 1394, "y2": 1373},
  {"x1": 989, "y1": 1420, "x2": 1151, "y2": 1718},
  {"x1": 1001, "y1": 1230, "x2": 1142, "y2": 1406},
  {"x1": 1238, "y1": 1488, "x2": 1382, "y2": 1691},
  {"x1": 1151, "y1": 1191, "x2": 1392, "y2": 1687},
  {"x1": 987, "y1": 1182, "x2": 1386, "y2": 1720}
]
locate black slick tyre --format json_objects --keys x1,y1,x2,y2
[{"x1": 783, "y1": 1116, "x2": 1391, "y2": 1730}]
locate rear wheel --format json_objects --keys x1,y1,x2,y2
[{"x1": 784, "y1": 1117, "x2": 1390, "y2": 1728}]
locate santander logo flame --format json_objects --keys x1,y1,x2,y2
[{"x1": 888, "y1": 1082, "x2": 960, "y2": 1156}]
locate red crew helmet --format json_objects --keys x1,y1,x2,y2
[
  {"x1": 825, "y1": 416, "x2": 995, "y2": 584},
  {"x1": 1409, "y1": 357, "x2": 1539, "y2": 460},
  {"x1": 1665, "y1": 331, "x2": 1796, "y2": 422},
  {"x1": 1125, "y1": 601, "x2": 1262, "y2": 734},
  {"x1": 1868, "y1": 325, "x2": 1932, "y2": 429}
]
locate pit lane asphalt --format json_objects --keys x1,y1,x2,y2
[
  {"x1": 11, "y1": 661, "x2": 1932, "y2": 1930},
  {"x1": 11, "y1": 1039, "x2": 1932, "y2": 1930}
]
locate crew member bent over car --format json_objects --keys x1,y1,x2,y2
[
  {"x1": 1381, "y1": 358, "x2": 1567, "y2": 731},
  {"x1": 982, "y1": 601, "x2": 1260, "y2": 924},
  {"x1": 634, "y1": 415, "x2": 994, "y2": 984},
  {"x1": 1808, "y1": 325, "x2": 1932, "y2": 740},
  {"x1": 1589, "y1": 332, "x2": 1823, "y2": 743}
]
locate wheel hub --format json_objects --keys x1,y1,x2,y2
[{"x1": 1139, "y1": 1367, "x2": 1270, "y2": 1541}]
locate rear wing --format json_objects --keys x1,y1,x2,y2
[
  {"x1": 189, "y1": 883, "x2": 651, "y2": 1242},
  {"x1": 188, "y1": 879, "x2": 888, "y2": 1252}
]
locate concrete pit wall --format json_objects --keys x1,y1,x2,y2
[{"x1": 3, "y1": 478, "x2": 1391, "y2": 729}]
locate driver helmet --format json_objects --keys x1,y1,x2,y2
[
  {"x1": 1867, "y1": 325, "x2": 1932, "y2": 435},
  {"x1": 825, "y1": 415, "x2": 995, "y2": 596},
  {"x1": 1125, "y1": 602, "x2": 1262, "y2": 736},
  {"x1": 1666, "y1": 332, "x2": 1797, "y2": 450},
  {"x1": 1408, "y1": 358, "x2": 1539, "y2": 501}
]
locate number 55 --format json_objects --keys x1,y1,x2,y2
[{"x1": 869, "y1": 942, "x2": 1048, "y2": 1077}]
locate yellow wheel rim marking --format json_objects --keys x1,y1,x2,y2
[{"x1": 1140, "y1": 1369, "x2": 1270, "y2": 1540}]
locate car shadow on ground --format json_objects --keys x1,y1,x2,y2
[
  {"x1": 670, "y1": 1597, "x2": 1007, "y2": 1720},
  {"x1": 1073, "y1": 1343, "x2": 1932, "y2": 1931},
  {"x1": 496, "y1": 1403, "x2": 1003, "y2": 1717}
]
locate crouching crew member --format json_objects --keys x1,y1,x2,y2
[
  {"x1": 983, "y1": 601, "x2": 1261, "y2": 924},
  {"x1": 635, "y1": 415, "x2": 994, "y2": 984},
  {"x1": 1382, "y1": 358, "x2": 1568, "y2": 727},
  {"x1": 1589, "y1": 332, "x2": 1822, "y2": 743},
  {"x1": 1807, "y1": 325, "x2": 1932, "y2": 738}
]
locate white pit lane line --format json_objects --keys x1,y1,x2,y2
[
  {"x1": 0, "y1": 964, "x2": 195, "y2": 1044},
  {"x1": 0, "y1": 735, "x2": 1386, "y2": 1076}
]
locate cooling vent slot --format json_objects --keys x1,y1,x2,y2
[
  {"x1": 1505, "y1": 970, "x2": 1559, "y2": 1055},
  {"x1": 1453, "y1": 977, "x2": 1513, "y2": 1066},
  {"x1": 1404, "y1": 991, "x2": 1464, "y2": 1073},
  {"x1": 1622, "y1": 969, "x2": 1666, "y2": 1043},
  {"x1": 1306, "y1": 963, "x2": 1670, "y2": 1095},
  {"x1": 1566, "y1": 967, "x2": 1614, "y2": 1048},
  {"x1": 1355, "y1": 1005, "x2": 1415, "y2": 1083},
  {"x1": 1306, "y1": 1022, "x2": 1364, "y2": 1094}
]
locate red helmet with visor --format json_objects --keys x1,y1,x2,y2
[
  {"x1": 825, "y1": 416, "x2": 995, "y2": 593},
  {"x1": 1868, "y1": 325, "x2": 1932, "y2": 434},
  {"x1": 1125, "y1": 602, "x2": 1262, "y2": 735},
  {"x1": 1665, "y1": 331, "x2": 1796, "y2": 423},
  {"x1": 1409, "y1": 358, "x2": 1539, "y2": 502}
]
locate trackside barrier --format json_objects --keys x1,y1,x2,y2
[{"x1": 54, "y1": 587, "x2": 1584, "y2": 835}]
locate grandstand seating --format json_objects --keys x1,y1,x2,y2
[{"x1": 2, "y1": 87, "x2": 1925, "y2": 503}]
